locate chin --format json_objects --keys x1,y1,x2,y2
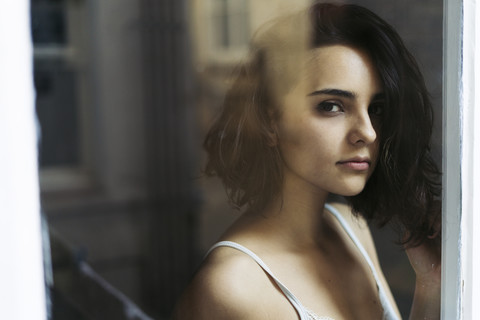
[
  {"x1": 339, "y1": 190, "x2": 363, "y2": 197},
  {"x1": 334, "y1": 182, "x2": 367, "y2": 197}
]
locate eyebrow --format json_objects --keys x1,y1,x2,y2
[
  {"x1": 307, "y1": 88, "x2": 356, "y2": 99},
  {"x1": 307, "y1": 88, "x2": 385, "y2": 101}
]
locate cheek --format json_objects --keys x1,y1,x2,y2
[
  {"x1": 278, "y1": 122, "x2": 334, "y2": 164},
  {"x1": 276, "y1": 116, "x2": 306, "y2": 146}
]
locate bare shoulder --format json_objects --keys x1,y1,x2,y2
[{"x1": 172, "y1": 246, "x2": 278, "y2": 320}]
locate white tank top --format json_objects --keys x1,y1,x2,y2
[{"x1": 205, "y1": 204, "x2": 400, "y2": 320}]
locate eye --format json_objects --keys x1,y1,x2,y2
[
  {"x1": 316, "y1": 101, "x2": 344, "y2": 113},
  {"x1": 368, "y1": 102, "x2": 384, "y2": 117}
]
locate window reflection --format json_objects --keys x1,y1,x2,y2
[{"x1": 32, "y1": 0, "x2": 80, "y2": 168}]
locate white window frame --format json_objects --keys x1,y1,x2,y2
[
  {"x1": 0, "y1": 0, "x2": 46, "y2": 319},
  {"x1": 442, "y1": 0, "x2": 480, "y2": 318}
]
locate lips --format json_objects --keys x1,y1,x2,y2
[{"x1": 337, "y1": 157, "x2": 371, "y2": 171}]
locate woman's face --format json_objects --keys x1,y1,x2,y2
[{"x1": 274, "y1": 45, "x2": 383, "y2": 197}]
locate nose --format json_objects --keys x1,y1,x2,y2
[{"x1": 347, "y1": 112, "x2": 377, "y2": 145}]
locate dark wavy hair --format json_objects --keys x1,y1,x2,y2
[{"x1": 204, "y1": 3, "x2": 441, "y2": 245}]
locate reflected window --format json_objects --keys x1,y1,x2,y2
[
  {"x1": 31, "y1": 0, "x2": 82, "y2": 169},
  {"x1": 211, "y1": 0, "x2": 249, "y2": 50},
  {"x1": 31, "y1": 0, "x2": 67, "y2": 45},
  {"x1": 207, "y1": 0, "x2": 250, "y2": 62},
  {"x1": 31, "y1": 0, "x2": 93, "y2": 192}
]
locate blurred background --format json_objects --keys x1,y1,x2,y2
[{"x1": 32, "y1": 0, "x2": 443, "y2": 319}]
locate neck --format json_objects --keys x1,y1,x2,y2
[
  {"x1": 242, "y1": 171, "x2": 332, "y2": 250},
  {"x1": 269, "y1": 192, "x2": 328, "y2": 241},
  {"x1": 222, "y1": 170, "x2": 335, "y2": 251}
]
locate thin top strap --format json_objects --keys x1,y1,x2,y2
[
  {"x1": 206, "y1": 241, "x2": 310, "y2": 320},
  {"x1": 324, "y1": 204, "x2": 399, "y2": 320}
]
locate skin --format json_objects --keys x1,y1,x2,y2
[{"x1": 174, "y1": 45, "x2": 440, "y2": 319}]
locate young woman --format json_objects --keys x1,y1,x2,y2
[{"x1": 175, "y1": 3, "x2": 441, "y2": 319}]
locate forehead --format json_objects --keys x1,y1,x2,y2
[{"x1": 300, "y1": 45, "x2": 382, "y2": 94}]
